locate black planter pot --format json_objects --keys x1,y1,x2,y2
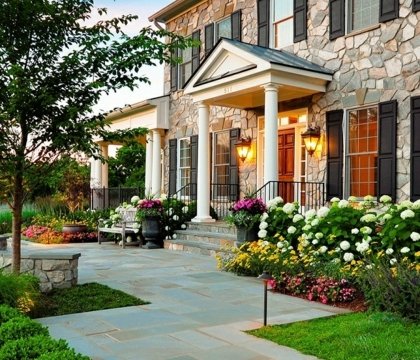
[
  {"x1": 62, "y1": 224, "x2": 87, "y2": 234},
  {"x1": 235, "y1": 225, "x2": 259, "y2": 247},
  {"x1": 141, "y1": 216, "x2": 162, "y2": 249}
]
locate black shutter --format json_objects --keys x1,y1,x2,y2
[
  {"x1": 411, "y1": 96, "x2": 420, "y2": 200},
  {"x1": 257, "y1": 0, "x2": 270, "y2": 47},
  {"x1": 191, "y1": 30, "x2": 201, "y2": 73},
  {"x1": 170, "y1": 48, "x2": 178, "y2": 92},
  {"x1": 293, "y1": 0, "x2": 307, "y2": 42},
  {"x1": 204, "y1": 24, "x2": 214, "y2": 56},
  {"x1": 329, "y1": 0, "x2": 345, "y2": 40},
  {"x1": 190, "y1": 135, "x2": 198, "y2": 200},
  {"x1": 231, "y1": 10, "x2": 242, "y2": 41},
  {"x1": 379, "y1": 0, "x2": 399, "y2": 22},
  {"x1": 326, "y1": 110, "x2": 343, "y2": 199},
  {"x1": 229, "y1": 129, "x2": 240, "y2": 200},
  {"x1": 169, "y1": 139, "x2": 178, "y2": 196},
  {"x1": 414, "y1": 0, "x2": 420, "y2": 12},
  {"x1": 378, "y1": 100, "x2": 397, "y2": 201}
]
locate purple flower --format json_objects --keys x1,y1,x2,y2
[{"x1": 231, "y1": 197, "x2": 267, "y2": 215}]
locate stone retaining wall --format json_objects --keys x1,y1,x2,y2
[{"x1": 21, "y1": 253, "x2": 81, "y2": 293}]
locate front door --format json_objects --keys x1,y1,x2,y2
[{"x1": 278, "y1": 129, "x2": 295, "y2": 202}]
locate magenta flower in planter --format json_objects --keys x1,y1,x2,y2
[
  {"x1": 136, "y1": 198, "x2": 163, "y2": 221},
  {"x1": 226, "y1": 197, "x2": 267, "y2": 229}
]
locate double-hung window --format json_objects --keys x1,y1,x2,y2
[
  {"x1": 179, "y1": 47, "x2": 192, "y2": 88},
  {"x1": 273, "y1": 0, "x2": 293, "y2": 48},
  {"x1": 215, "y1": 16, "x2": 232, "y2": 40},
  {"x1": 178, "y1": 138, "x2": 191, "y2": 192},
  {"x1": 213, "y1": 131, "x2": 230, "y2": 197},
  {"x1": 347, "y1": 106, "x2": 378, "y2": 197},
  {"x1": 348, "y1": 0, "x2": 380, "y2": 32}
]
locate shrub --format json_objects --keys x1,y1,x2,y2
[
  {"x1": 37, "y1": 349, "x2": 91, "y2": 360},
  {"x1": 357, "y1": 257, "x2": 420, "y2": 321},
  {"x1": 0, "y1": 335, "x2": 70, "y2": 360},
  {"x1": 0, "y1": 317, "x2": 48, "y2": 346},
  {"x1": 0, "y1": 272, "x2": 40, "y2": 312},
  {"x1": 0, "y1": 306, "x2": 23, "y2": 326}
]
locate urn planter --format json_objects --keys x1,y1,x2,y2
[
  {"x1": 141, "y1": 216, "x2": 162, "y2": 249},
  {"x1": 235, "y1": 225, "x2": 259, "y2": 247},
  {"x1": 62, "y1": 224, "x2": 87, "y2": 234}
]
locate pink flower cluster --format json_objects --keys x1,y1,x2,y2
[
  {"x1": 138, "y1": 199, "x2": 163, "y2": 211},
  {"x1": 22, "y1": 225, "x2": 49, "y2": 239},
  {"x1": 231, "y1": 197, "x2": 266, "y2": 215}
]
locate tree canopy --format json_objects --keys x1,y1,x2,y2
[{"x1": 0, "y1": 0, "x2": 193, "y2": 272}]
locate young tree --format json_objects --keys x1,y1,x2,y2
[{"x1": 0, "y1": 0, "x2": 192, "y2": 272}]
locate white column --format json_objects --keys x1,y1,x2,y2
[
  {"x1": 90, "y1": 157, "x2": 97, "y2": 188},
  {"x1": 145, "y1": 131, "x2": 153, "y2": 196},
  {"x1": 192, "y1": 102, "x2": 215, "y2": 222},
  {"x1": 100, "y1": 144, "x2": 109, "y2": 188},
  {"x1": 94, "y1": 158, "x2": 102, "y2": 187},
  {"x1": 151, "y1": 129, "x2": 161, "y2": 197},
  {"x1": 263, "y1": 83, "x2": 279, "y2": 184}
]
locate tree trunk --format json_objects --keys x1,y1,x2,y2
[{"x1": 11, "y1": 173, "x2": 24, "y2": 274}]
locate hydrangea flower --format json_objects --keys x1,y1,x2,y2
[
  {"x1": 385, "y1": 248, "x2": 394, "y2": 255},
  {"x1": 173, "y1": 215, "x2": 179, "y2": 221},
  {"x1": 182, "y1": 206, "x2": 189, "y2": 213},
  {"x1": 287, "y1": 226, "x2": 297, "y2": 234},
  {"x1": 340, "y1": 241, "x2": 351, "y2": 251},
  {"x1": 400, "y1": 247, "x2": 410, "y2": 254},
  {"x1": 172, "y1": 233, "x2": 177, "y2": 239},
  {"x1": 305, "y1": 209, "x2": 317, "y2": 219},
  {"x1": 260, "y1": 212, "x2": 269, "y2": 221},
  {"x1": 383, "y1": 213, "x2": 392, "y2": 220},
  {"x1": 351, "y1": 228, "x2": 359, "y2": 234},
  {"x1": 283, "y1": 203, "x2": 296, "y2": 214},
  {"x1": 360, "y1": 226, "x2": 372, "y2": 235},
  {"x1": 364, "y1": 195, "x2": 375, "y2": 201},
  {"x1": 412, "y1": 199, "x2": 420, "y2": 209},
  {"x1": 311, "y1": 219, "x2": 319, "y2": 226},
  {"x1": 258, "y1": 229, "x2": 267, "y2": 238},
  {"x1": 263, "y1": 241, "x2": 269, "y2": 246},
  {"x1": 401, "y1": 209, "x2": 415, "y2": 219},
  {"x1": 293, "y1": 214, "x2": 304, "y2": 223},
  {"x1": 266, "y1": 196, "x2": 283, "y2": 210},
  {"x1": 399, "y1": 200, "x2": 413, "y2": 209},
  {"x1": 410, "y1": 232, "x2": 420, "y2": 242},
  {"x1": 330, "y1": 197, "x2": 340, "y2": 202},
  {"x1": 130, "y1": 195, "x2": 140, "y2": 204},
  {"x1": 181, "y1": 224, "x2": 187, "y2": 229},
  {"x1": 277, "y1": 241, "x2": 284, "y2": 248},
  {"x1": 312, "y1": 239, "x2": 319, "y2": 245},
  {"x1": 319, "y1": 246, "x2": 328, "y2": 254},
  {"x1": 379, "y1": 195, "x2": 392, "y2": 203},
  {"x1": 390, "y1": 258, "x2": 397, "y2": 265},
  {"x1": 301, "y1": 239, "x2": 309, "y2": 247},
  {"x1": 356, "y1": 240, "x2": 369, "y2": 253},
  {"x1": 315, "y1": 232, "x2": 323, "y2": 239},
  {"x1": 361, "y1": 214, "x2": 376, "y2": 222},
  {"x1": 317, "y1": 207, "x2": 330, "y2": 218},
  {"x1": 343, "y1": 252, "x2": 354, "y2": 262},
  {"x1": 348, "y1": 196, "x2": 357, "y2": 202},
  {"x1": 338, "y1": 199, "x2": 349, "y2": 208},
  {"x1": 302, "y1": 224, "x2": 311, "y2": 231},
  {"x1": 259, "y1": 221, "x2": 268, "y2": 230}
]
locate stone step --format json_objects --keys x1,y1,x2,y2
[
  {"x1": 164, "y1": 239, "x2": 232, "y2": 256},
  {"x1": 174, "y1": 229, "x2": 236, "y2": 246},
  {"x1": 185, "y1": 221, "x2": 236, "y2": 235}
]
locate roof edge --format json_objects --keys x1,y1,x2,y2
[{"x1": 148, "y1": 0, "x2": 202, "y2": 23}]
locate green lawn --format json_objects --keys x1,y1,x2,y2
[
  {"x1": 34, "y1": 282, "x2": 149, "y2": 318},
  {"x1": 248, "y1": 312, "x2": 420, "y2": 360}
]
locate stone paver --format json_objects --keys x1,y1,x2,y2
[{"x1": 20, "y1": 241, "x2": 349, "y2": 359}]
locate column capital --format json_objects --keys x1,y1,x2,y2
[
  {"x1": 262, "y1": 83, "x2": 280, "y2": 92},
  {"x1": 196, "y1": 101, "x2": 210, "y2": 109}
]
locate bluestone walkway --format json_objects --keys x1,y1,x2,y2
[{"x1": 27, "y1": 241, "x2": 348, "y2": 360}]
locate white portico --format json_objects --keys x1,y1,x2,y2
[
  {"x1": 90, "y1": 96, "x2": 169, "y2": 203},
  {"x1": 183, "y1": 39, "x2": 333, "y2": 222}
]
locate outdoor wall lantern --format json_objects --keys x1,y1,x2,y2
[
  {"x1": 235, "y1": 137, "x2": 252, "y2": 162},
  {"x1": 301, "y1": 126, "x2": 321, "y2": 156},
  {"x1": 258, "y1": 271, "x2": 273, "y2": 326}
]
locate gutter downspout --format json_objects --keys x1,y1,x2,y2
[{"x1": 153, "y1": 20, "x2": 164, "y2": 30}]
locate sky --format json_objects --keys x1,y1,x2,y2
[{"x1": 93, "y1": 0, "x2": 173, "y2": 113}]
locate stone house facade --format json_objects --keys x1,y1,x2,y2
[{"x1": 93, "y1": 1, "x2": 420, "y2": 218}]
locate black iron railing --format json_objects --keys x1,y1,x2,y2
[
  {"x1": 168, "y1": 182, "x2": 240, "y2": 219},
  {"x1": 90, "y1": 187, "x2": 143, "y2": 210},
  {"x1": 254, "y1": 181, "x2": 326, "y2": 212}
]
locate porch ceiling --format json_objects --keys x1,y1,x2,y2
[{"x1": 184, "y1": 39, "x2": 333, "y2": 109}]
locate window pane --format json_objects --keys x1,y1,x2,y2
[
  {"x1": 179, "y1": 139, "x2": 191, "y2": 190},
  {"x1": 348, "y1": 106, "x2": 378, "y2": 197},
  {"x1": 274, "y1": 0, "x2": 293, "y2": 20},
  {"x1": 216, "y1": 17, "x2": 231, "y2": 40},
  {"x1": 213, "y1": 131, "x2": 230, "y2": 186},
  {"x1": 350, "y1": 0, "x2": 379, "y2": 32},
  {"x1": 274, "y1": 18, "x2": 293, "y2": 48}
]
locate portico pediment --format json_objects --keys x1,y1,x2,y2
[{"x1": 184, "y1": 39, "x2": 333, "y2": 109}]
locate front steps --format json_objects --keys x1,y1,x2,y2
[{"x1": 164, "y1": 221, "x2": 237, "y2": 256}]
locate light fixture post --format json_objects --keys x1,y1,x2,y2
[{"x1": 258, "y1": 271, "x2": 273, "y2": 326}]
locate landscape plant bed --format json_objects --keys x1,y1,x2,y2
[
  {"x1": 248, "y1": 312, "x2": 420, "y2": 360},
  {"x1": 33, "y1": 282, "x2": 149, "y2": 318}
]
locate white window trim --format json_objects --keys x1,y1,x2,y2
[
  {"x1": 345, "y1": 0, "x2": 380, "y2": 35},
  {"x1": 215, "y1": 15, "x2": 232, "y2": 41},
  {"x1": 270, "y1": 0, "x2": 294, "y2": 49},
  {"x1": 343, "y1": 103, "x2": 379, "y2": 199},
  {"x1": 177, "y1": 137, "x2": 191, "y2": 192}
]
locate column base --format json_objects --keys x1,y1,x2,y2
[{"x1": 191, "y1": 216, "x2": 216, "y2": 223}]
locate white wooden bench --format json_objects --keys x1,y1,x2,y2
[{"x1": 98, "y1": 208, "x2": 141, "y2": 249}]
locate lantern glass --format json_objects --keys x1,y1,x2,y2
[
  {"x1": 301, "y1": 127, "x2": 320, "y2": 156},
  {"x1": 235, "y1": 137, "x2": 252, "y2": 162}
]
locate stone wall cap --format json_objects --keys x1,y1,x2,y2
[{"x1": 22, "y1": 252, "x2": 81, "y2": 260}]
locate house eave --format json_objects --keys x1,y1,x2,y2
[{"x1": 148, "y1": 0, "x2": 202, "y2": 23}]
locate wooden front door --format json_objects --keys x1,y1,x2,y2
[{"x1": 278, "y1": 129, "x2": 295, "y2": 202}]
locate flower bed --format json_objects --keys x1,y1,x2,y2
[{"x1": 217, "y1": 195, "x2": 419, "y2": 318}]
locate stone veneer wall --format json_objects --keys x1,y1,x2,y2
[
  {"x1": 21, "y1": 253, "x2": 81, "y2": 293},
  {"x1": 163, "y1": 0, "x2": 419, "y2": 201}
]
